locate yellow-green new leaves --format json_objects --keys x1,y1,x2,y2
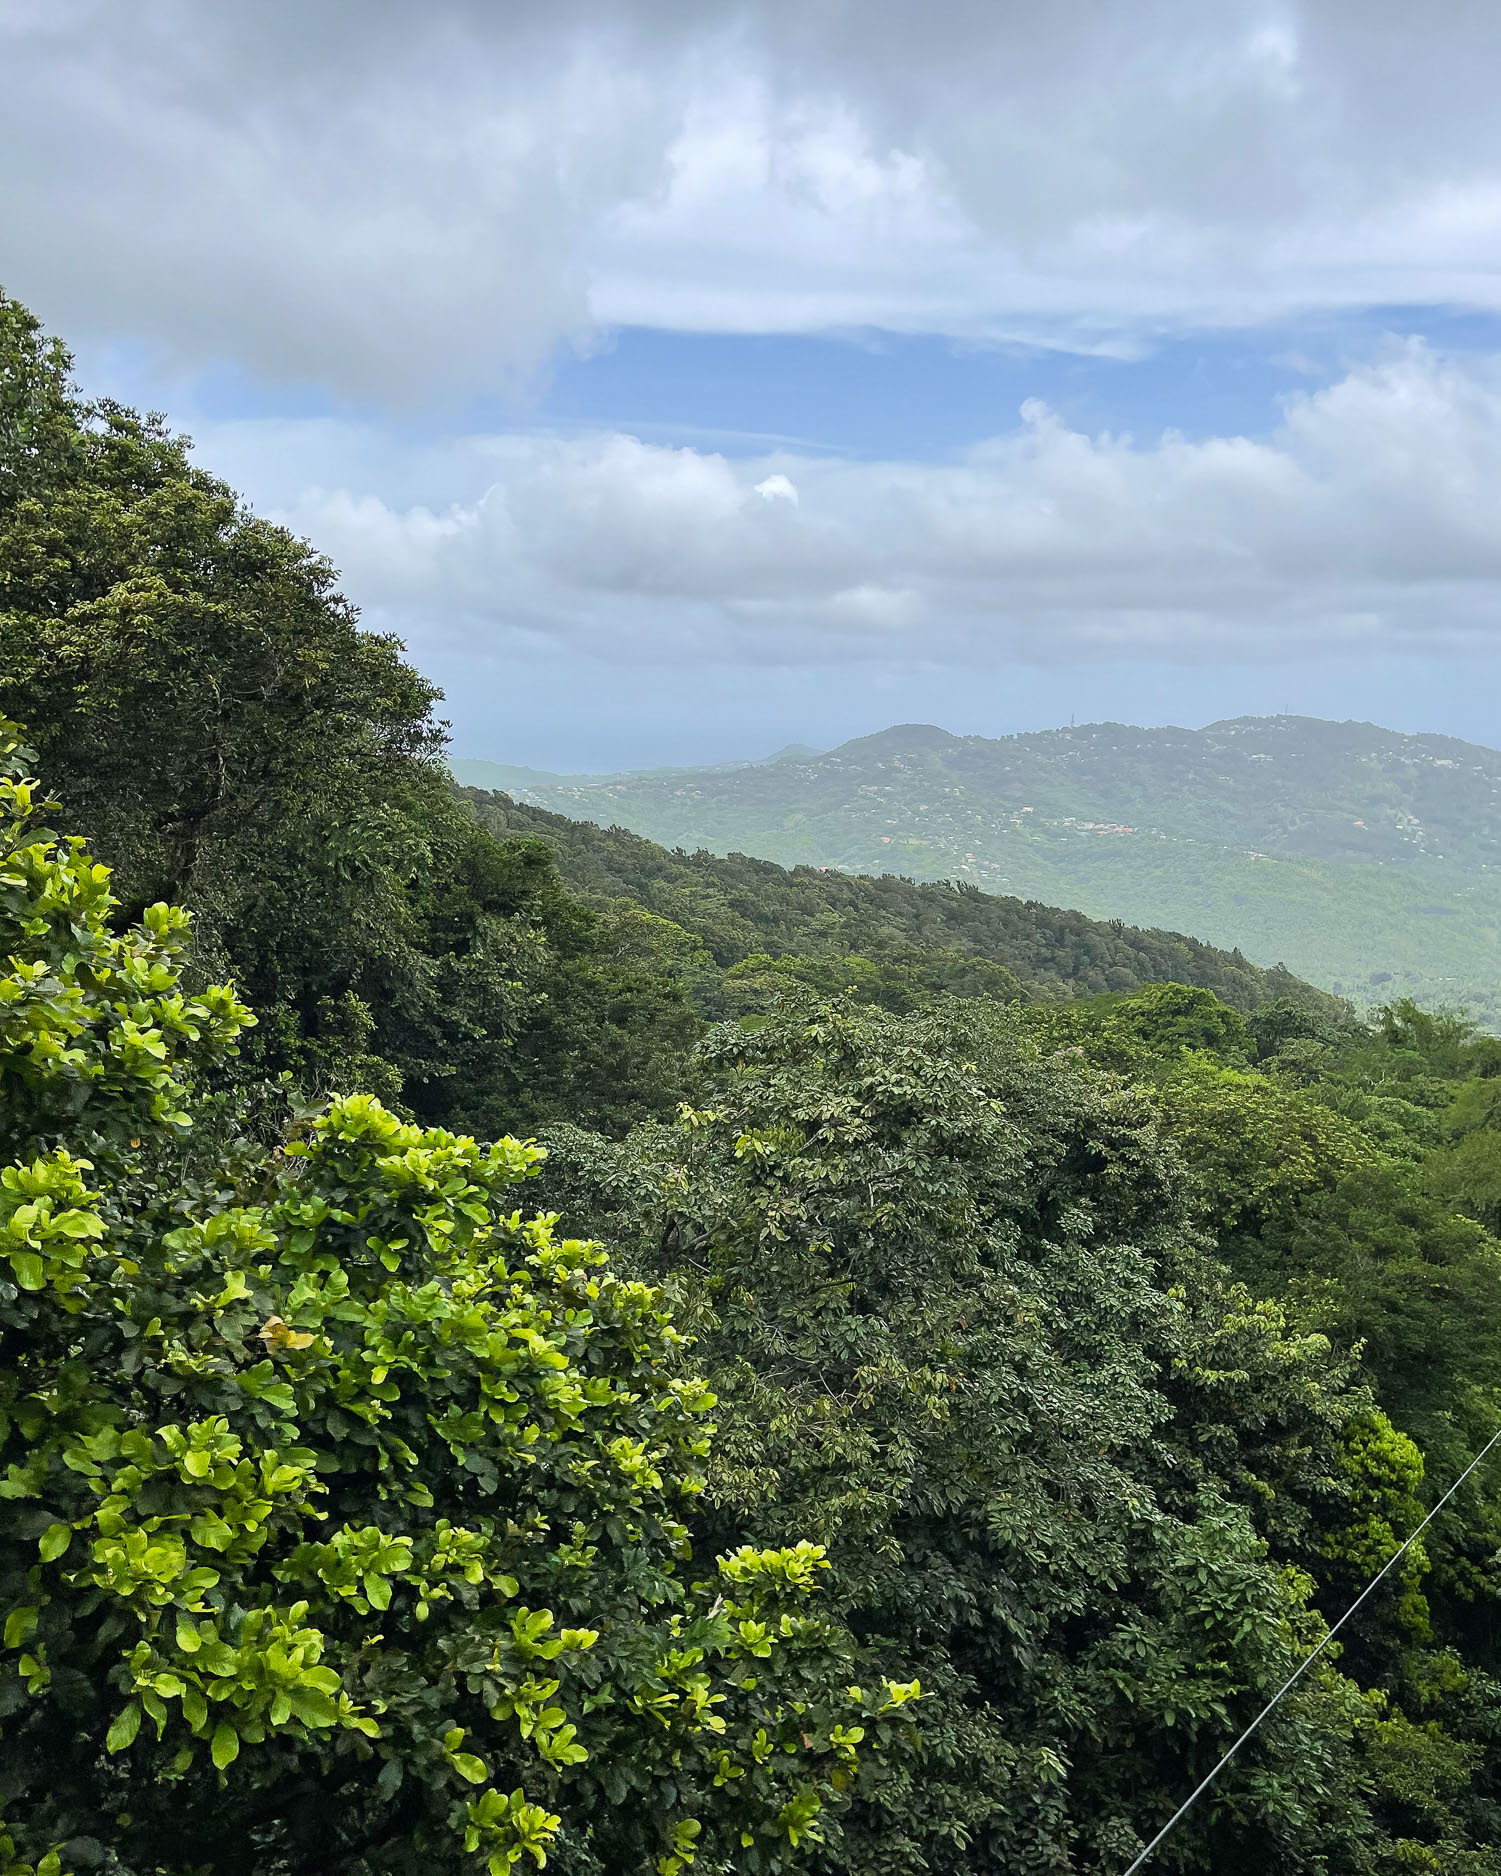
[
  {"x1": 3, "y1": 1073, "x2": 872, "y2": 1874},
  {"x1": 0, "y1": 719, "x2": 252, "y2": 1160},
  {"x1": 34, "y1": 1526, "x2": 68, "y2": 1564},
  {"x1": 104, "y1": 1703, "x2": 141, "y2": 1754},
  {"x1": 463, "y1": 1787, "x2": 561, "y2": 1874},
  {"x1": 1322, "y1": 1409, "x2": 1432, "y2": 1640},
  {"x1": 0, "y1": 1150, "x2": 101, "y2": 1297},
  {"x1": 0, "y1": 1815, "x2": 70, "y2": 1876}
]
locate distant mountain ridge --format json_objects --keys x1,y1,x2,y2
[{"x1": 463, "y1": 715, "x2": 1501, "y2": 1017}]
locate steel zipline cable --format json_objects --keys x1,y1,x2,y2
[{"x1": 1121, "y1": 1421, "x2": 1501, "y2": 1875}]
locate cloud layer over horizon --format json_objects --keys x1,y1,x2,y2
[{"x1": 224, "y1": 342, "x2": 1501, "y2": 669}]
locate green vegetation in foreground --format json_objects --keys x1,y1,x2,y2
[
  {"x1": 11, "y1": 289, "x2": 1501, "y2": 1872},
  {"x1": 0, "y1": 720, "x2": 907, "y2": 1875},
  {"x1": 476, "y1": 719, "x2": 1501, "y2": 1019}
]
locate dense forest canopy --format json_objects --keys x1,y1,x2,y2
[
  {"x1": 7, "y1": 290, "x2": 1501, "y2": 1873},
  {"x1": 463, "y1": 718, "x2": 1501, "y2": 1021},
  {"x1": 463, "y1": 789, "x2": 1343, "y2": 1023}
]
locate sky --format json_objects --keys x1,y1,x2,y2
[{"x1": 9, "y1": 0, "x2": 1501, "y2": 769}]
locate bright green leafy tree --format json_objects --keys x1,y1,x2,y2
[{"x1": 0, "y1": 726, "x2": 912, "y2": 1875}]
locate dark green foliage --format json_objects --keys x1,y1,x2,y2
[
  {"x1": 0, "y1": 293, "x2": 435, "y2": 929},
  {"x1": 465, "y1": 890, "x2": 706, "y2": 1140},
  {"x1": 0, "y1": 291, "x2": 470, "y2": 1091},
  {"x1": 0, "y1": 293, "x2": 700, "y2": 1140},
  {"x1": 999, "y1": 979, "x2": 1501, "y2": 1858},
  {"x1": 536, "y1": 998, "x2": 1501, "y2": 1872}
]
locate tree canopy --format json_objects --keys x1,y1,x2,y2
[{"x1": 536, "y1": 998, "x2": 1501, "y2": 1873}]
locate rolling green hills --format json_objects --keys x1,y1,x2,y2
[{"x1": 456, "y1": 716, "x2": 1501, "y2": 1018}]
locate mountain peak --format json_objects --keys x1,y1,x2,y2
[{"x1": 832, "y1": 723, "x2": 964, "y2": 758}]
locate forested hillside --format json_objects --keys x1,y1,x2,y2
[
  {"x1": 464, "y1": 789, "x2": 1341, "y2": 1021},
  {"x1": 468, "y1": 718, "x2": 1501, "y2": 1018},
  {"x1": 10, "y1": 290, "x2": 1501, "y2": 1874}
]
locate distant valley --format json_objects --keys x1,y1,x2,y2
[{"x1": 453, "y1": 716, "x2": 1501, "y2": 1019}]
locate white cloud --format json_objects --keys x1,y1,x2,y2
[
  {"x1": 11, "y1": 2, "x2": 1501, "y2": 394},
  {"x1": 234, "y1": 343, "x2": 1501, "y2": 664}
]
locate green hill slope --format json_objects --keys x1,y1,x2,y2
[
  {"x1": 475, "y1": 716, "x2": 1501, "y2": 1018},
  {"x1": 463, "y1": 789, "x2": 1344, "y2": 1018}
]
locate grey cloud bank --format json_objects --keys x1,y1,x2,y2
[
  {"x1": 11, "y1": 0, "x2": 1501, "y2": 757},
  {"x1": 11, "y1": 1, "x2": 1501, "y2": 395}
]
